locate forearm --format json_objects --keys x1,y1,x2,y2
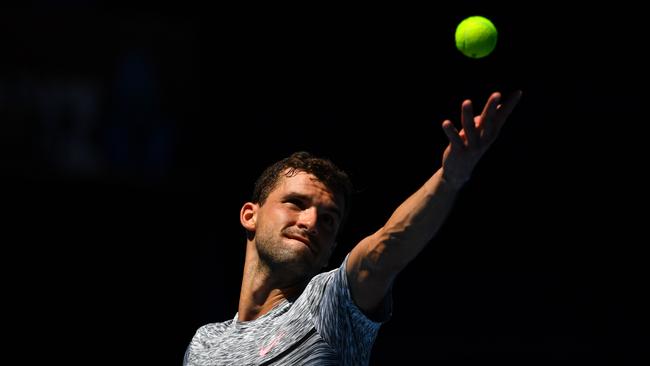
[
  {"x1": 368, "y1": 167, "x2": 461, "y2": 273},
  {"x1": 348, "y1": 91, "x2": 520, "y2": 314}
]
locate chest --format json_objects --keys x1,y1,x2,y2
[{"x1": 207, "y1": 326, "x2": 338, "y2": 365}]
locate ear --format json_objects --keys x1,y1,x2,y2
[{"x1": 240, "y1": 202, "x2": 258, "y2": 232}]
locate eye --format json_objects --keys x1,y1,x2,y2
[
  {"x1": 285, "y1": 198, "x2": 303, "y2": 209},
  {"x1": 321, "y1": 214, "x2": 336, "y2": 228}
]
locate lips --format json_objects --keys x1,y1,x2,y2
[
  {"x1": 285, "y1": 234, "x2": 315, "y2": 253},
  {"x1": 286, "y1": 234, "x2": 309, "y2": 246}
]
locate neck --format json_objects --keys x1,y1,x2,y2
[{"x1": 237, "y1": 241, "x2": 307, "y2": 321}]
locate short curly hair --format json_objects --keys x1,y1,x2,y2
[{"x1": 251, "y1": 151, "x2": 353, "y2": 223}]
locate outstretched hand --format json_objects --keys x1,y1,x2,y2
[{"x1": 441, "y1": 90, "x2": 522, "y2": 188}]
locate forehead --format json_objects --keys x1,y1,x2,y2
[
  {"x1": 272, "y1": 171, "x2": 344, "y2": 208},
  {"x1": 273, "y1": 171, "x2": 332, "y2": 196}
]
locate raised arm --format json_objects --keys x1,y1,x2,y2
[{"x1": 347, "y1": 90, "x2": 522, "y2": 314}]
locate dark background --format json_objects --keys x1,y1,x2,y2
[{"x1": 2, "y1": 1, "x2": 647, "y2": 364}]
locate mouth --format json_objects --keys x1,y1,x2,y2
[{"x1": 286, "y1": 234, "x2": 315, "y2": 253}]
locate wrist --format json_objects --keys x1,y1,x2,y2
[{"x1": 439, "y1": 168, "x2": 467, "y2": 191}]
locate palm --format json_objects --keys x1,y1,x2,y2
[{"x1": 440, "y1": 91, "x2": 522, "y2": 188}]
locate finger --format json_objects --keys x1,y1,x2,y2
[
  {"x1": 442, "y1": 120, "x2": 465, "y2": 149},
  {"x1": 481, "y1": 92, "x2": 501, "y2": 138},
  {"x1": 493, "y1": 90, "x2": 523, "y2": 135},
  {"x1": 461, "y1": 99, "x2": 479, "y2": 148}
]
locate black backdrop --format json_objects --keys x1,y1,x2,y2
[{"x1": 2, "y1": 2, "x2": 646, "y2": 364}]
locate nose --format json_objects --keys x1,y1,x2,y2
[{"x1": 297, "y1": 207, "x2": 318, "y2": 235}]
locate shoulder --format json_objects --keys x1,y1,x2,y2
[
  {"x1": 191, "y1": 320, "x2": 231, "y2": 343},
  {"x1": 298, "y1": 263, "x2": 342, "y2": 302},
  {"x1": 309, "y1": 265, "x2": 339, "y2": 287}
]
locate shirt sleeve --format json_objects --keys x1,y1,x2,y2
[
  {"x1": 311, "y1": 253, "x2": 392, "y2": 365},
  {"x1": 182, "y1": 345, "x2": 190, "y2": 366}
]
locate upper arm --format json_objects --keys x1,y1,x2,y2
[{"x1": 345, "y1": 228, "x2": 400, "y2": 316}]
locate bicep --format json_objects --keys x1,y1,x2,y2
[{"x1": 346, "y1": 231, "x2": 398, "y2": 316}]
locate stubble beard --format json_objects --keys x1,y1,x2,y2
[{"x1": 255, "y1": 231, "x2": 315, "y2": 281}]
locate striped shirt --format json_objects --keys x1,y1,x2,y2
[{"x1": 184, "y1": 254, "x2": 391, "y2": 365}]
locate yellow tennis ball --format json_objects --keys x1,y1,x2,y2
[{"x1": 455, "y1": 16, "x2": 498, "y2": 59}]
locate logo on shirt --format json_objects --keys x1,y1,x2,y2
[{"x1": 259, "y1": 332, "x2": 286, "y2": 357}]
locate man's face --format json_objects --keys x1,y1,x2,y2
[{"x1": 253, "y1": 171, "x2": 343, "y2": 277}]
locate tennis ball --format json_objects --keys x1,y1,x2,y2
[{"x1": 455, "y1": 16, "x2": 498, "y2": 59}]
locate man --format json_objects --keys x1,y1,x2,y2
[{"x1": 184, "y1": 90, "x2": 522, "y2": 365}]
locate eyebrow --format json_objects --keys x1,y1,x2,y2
[{"x1": 284, "y1": 192, "x2": 342, "y2": 220}]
